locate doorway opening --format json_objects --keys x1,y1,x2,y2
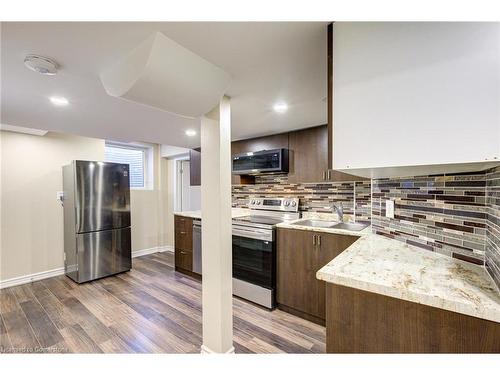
[{"x1": 175, "y1": 159, "x2": 201, "y2": 212}]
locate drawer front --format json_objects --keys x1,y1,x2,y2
[
  {"x1": 175, "y1": 229, "x2": 192, "y2": 251},
  {"x1": 175, "y1": 215, "x2": 192, "y2": 230},
  {"x1": 175, "y1": 248, "x2": 193, "y2": 271},
  {"x1": 174, "y1": 216, "x2": 193, "y2": 251}
]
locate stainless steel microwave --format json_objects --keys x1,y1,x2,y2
[{"x1": 232, "y1": 148, "x2": 289, "y2": 175}]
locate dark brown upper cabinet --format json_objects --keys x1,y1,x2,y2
[
  {"x1": 288, "y1": 125, "x2": 329, "y2": 183},
  {"x1": 229, "y1": 126, "x2": 365, "y2": 185},
  {"x1": 174, "y1": 215, "x2": 193, "y2": 273},
  {"x1": 189, "y1": 148, "x2": 201, "y2": 186}
]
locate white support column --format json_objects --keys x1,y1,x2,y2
[{"x1": 200, "y1": 96, "x2": 234, "y2": 354}]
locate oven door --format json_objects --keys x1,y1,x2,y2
[{"x1": 232, "y1": 234, "x2": 275, "y2": 289}]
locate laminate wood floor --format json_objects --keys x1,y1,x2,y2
[{"x1": 0, "y1": 252, "x2": 325, "y2": 353}]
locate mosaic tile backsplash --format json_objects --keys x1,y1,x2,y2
[
  {"x1": 372, "y1": 170, "x2": 492, "y2": 266},
  {"x1": 231, "y1": 175, "x2": 371, "y2": 224},
  {"x1": 232, "y1": 165, "x2": 500, "y2": 286},
  {"x1": 486, "y1": 166, "x2": 500, "y2": 289}
]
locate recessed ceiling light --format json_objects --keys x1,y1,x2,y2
[
  {"x1": 49, "y1": 96, "x2": 69, "y2": 106},
  {"x1": 24, "y1": 55, "x2": 58, "y2": 75},
  {"x1": 273, "y1": 102, "x2": 288, "y2": 113},
  {"x1": 185, "y1": 129, "x2": 197, "y2": 137}
]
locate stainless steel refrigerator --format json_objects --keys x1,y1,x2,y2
[{"x1": 62, "y1": 160, "x2": 132, "y2": 283}]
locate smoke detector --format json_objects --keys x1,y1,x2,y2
[{"x1": 24, "y1": 55, "x2": 58, "y2": 75}]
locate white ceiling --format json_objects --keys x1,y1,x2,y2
[{"x1": 1, "y1": 22, "x2": 327, "y2": 147}]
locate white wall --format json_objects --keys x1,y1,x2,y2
[
  {"x1": 333, "y1": 22, "x2": 500, "y2": 170},
  {"x1": 129, "y1": 143, "x2": 170, "y2": 252},
  {"x1": 160, "y1": 144, "x2": 190, "y2": 158},
  {"x1": 0, "y1": 131, "x2": 104, "y2": 281},
  {"x1": 0, "y1": 130, "x2": 171, "y2": 283}
]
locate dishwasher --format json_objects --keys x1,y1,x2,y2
[{"x1": 192, "y1": 219, "x2": 202, "y2": 275}]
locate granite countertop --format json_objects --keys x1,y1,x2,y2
[
  {"x1": 277, "y1": 212, "x2": 500, "y2": 323},
  {"x1": 173, "y1": 207, "x2": 251, "y2": 219},
  {"x1": 314, "y1": 232, "x2": 500, "y2": 323}
]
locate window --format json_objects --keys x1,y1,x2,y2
[{"x1": 104, "y1": 143, "x2": 146, "y2": 188}]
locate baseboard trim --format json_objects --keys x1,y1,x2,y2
[
  {"x1": 1, "y1": 245, "x2": 174, "y2": 289},
  {"x1": 0, "y1": 267, "x2": 65, "y2": 290},
  {"x1": 200, "y1": 345, "x2": 235, "y2": 354},
  {"x1": 132, "y1": 245, "x2": 173, "y2": 258}
]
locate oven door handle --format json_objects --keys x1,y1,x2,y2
[{"x1": 232, "y1": 227, "x2": 273, "y2": 242}]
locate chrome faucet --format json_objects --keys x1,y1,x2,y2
[{"x1": 331, "y1": 202, "x2": 344, "y2": 223}]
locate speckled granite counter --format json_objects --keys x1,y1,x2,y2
[
  {"x1": 277, "y1": 213, "x2": 500, "y2": 324},
  {"x1": 174, "y1": 208, "x2": 251, "y2": 219},
  {"x1": 314, "y1": 232, "x2": 500, "y2": 323},
  {"x1": 277, "y1": 221, "x2": 371, "y2": 238}
]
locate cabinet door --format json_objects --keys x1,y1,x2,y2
[
  {"x1": 333, "y1": 23, "x2": 500, "y2": 171},
  {"x1": 277, "y1": 228, "x2": 321, "y2": 318},
  {"x1": 236, "y1": 133, "x2": 289, "y2": 152},
  {"x1": 288, "y1": 126, "x2": 328, "y2": 183},
  {"x1": 174, "y1": 215, "x2": 193, "y2": 272},
  {"x1": 174, "y1": 216, "x2": 193, "y2": 251},
  {"x1": 175, "y1": 249, "x2": 192, "y2": 271},
  {"x1": 189, "y1": 149, "x2": 201, "y2": 186},
  {"x1": 231, "y1": 141, "x2": 246, "y2": 185},
  {"x1": 315, "y1": 232, "x2": 358, "y2": 319}
]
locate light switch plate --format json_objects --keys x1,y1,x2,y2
[
  {"x1": 56, "y1": 191, "x2": 64, "y2": 202},
  {"x1": 386, "y1": 199, "x2": 395, "y2": 218}
]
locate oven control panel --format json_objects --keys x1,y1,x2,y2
[{"x1": 248, "y1": 197, "x2": 299, "y2": 212}]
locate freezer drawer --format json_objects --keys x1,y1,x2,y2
[{"x1": 70, "y1": 227, "x2": 131, "y2": 283}]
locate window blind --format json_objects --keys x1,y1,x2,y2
[{"x1": 104, "y1": 145, "x2": 145, "y2": 188}]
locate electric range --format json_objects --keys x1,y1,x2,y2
[{"x1": 232, "y1": 197, "x2": 300, "y2": 309}]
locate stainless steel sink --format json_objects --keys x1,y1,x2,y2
[
  {"x1": 290, "y1": 219, "x2": 369, "y2": 232},
  {"x1": 331, "y1": 222, "x2": 369, "y2": 231},
  {"x1": 291, "y1": 219, "x2": 337, "y2": 228}
]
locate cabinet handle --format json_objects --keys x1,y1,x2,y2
[
  {"x1": 180, "y1": 251, "x2": 186, "y2": 255},
  {"x1": 180, "y1": 231, "x2": 187, "y2": 234},
  {"x1": 317, "y1": 235, "x2": 321, "y2": 247},
  {"x1": 312, "y1": 235, "x2": 316, "y2": 246},
  {"x1": 322, "y1": 171, "x2": 327, "y2": 180},
  {"x1": 327, "y1": 170, "x2": 331, "y2": 180}
]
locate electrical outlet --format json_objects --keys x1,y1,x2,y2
[{"x1": 386, "y1": 199, "x2": 395, "y2": 218}]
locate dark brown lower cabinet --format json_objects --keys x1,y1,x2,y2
[
  {"x1": 276, "y1": 228, "x2": 358, "y2": 325},
  {"x1": 174, "y1": 215, "x2": 194, "y2": 275},
  {"x1": 326, "y1": 283, "x2": 500, "y2": 353},
  {"x1": 174, "y1": 248, "x2": 192, "y2": 271}
]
